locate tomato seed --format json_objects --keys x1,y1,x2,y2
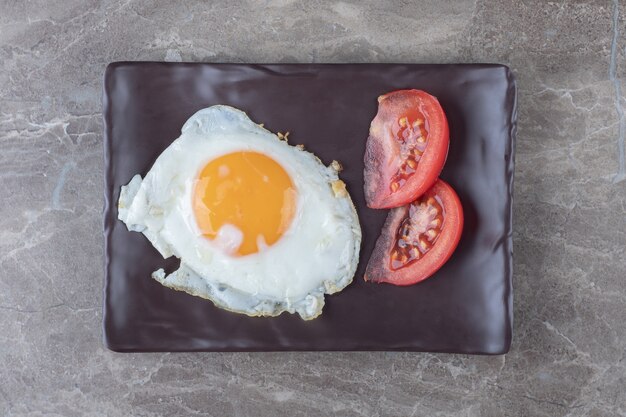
[
  {"x1": 390, "y1": 191, "x2": 446, "y2": 270},
  {"x1": 390, "y1": 114, "x2": 429, "y2": 193}
]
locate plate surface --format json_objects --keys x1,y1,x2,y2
[{"x1": 104, "y1": 63, "x2": 516, "y2": 353}]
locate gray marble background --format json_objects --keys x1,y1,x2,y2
[{"x1": 1, "y1": 0, "x2": 625, "y2": 416}]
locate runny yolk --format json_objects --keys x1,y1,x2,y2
[{"x1": 192, "y1": 151, "x2": 297, "y2": 256}]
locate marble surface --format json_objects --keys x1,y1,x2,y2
[{"x1": 1, "y1": 0, "x2": 625, "y2": 415}]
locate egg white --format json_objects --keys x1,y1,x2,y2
[{"x1": 118, "y1": 105, "x2": 361, "y2": 320}]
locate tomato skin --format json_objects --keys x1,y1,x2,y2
[
  {"x1": 364, "y1": 90, "x2": 449, "y2": 209},
  {"x1": 364, "y1": 179, "x2": 463, "y2": 286}
]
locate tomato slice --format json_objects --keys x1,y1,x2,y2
[
  {"x1": 364, "y1": 179, "x2": 463, "y2": 286},
  {"x1": 364, "y1": 89, "x2": 449, "y2": 209}
]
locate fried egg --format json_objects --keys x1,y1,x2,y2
[{"x1": 118, "y1": 105, "x2": 361, "y2": 320}]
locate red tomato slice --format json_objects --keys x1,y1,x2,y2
[
  {"x1": 364, "y1": 179, "x2": 463, "y2": 286},
  {"x1": 364, "y1": 89, "x2": 449, "y2": 209}
]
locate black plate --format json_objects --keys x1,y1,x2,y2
[{"x1": 103, "y1": 63, "x2": 516, "y2": 353}]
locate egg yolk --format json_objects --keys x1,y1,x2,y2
[{"x1": 192, "y1": 151, "x2": 297, "y2": 256}]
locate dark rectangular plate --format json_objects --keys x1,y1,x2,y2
[{"x1": 104, "y1": 63, "x2": 516, "y2": 353}]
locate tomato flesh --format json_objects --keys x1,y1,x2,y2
[
  {"x1": 364, "y1": 179, "x2": 463, "y2": 286},
  {"x1": 389, "y1": 109, "x2": 429, "y2": 194},
  {"x1": 364, "y1": 90, "x2": 449, "y2": 209},
  {"x1": 390, "y1": 194, "x2": 444, "y2": 270}
]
